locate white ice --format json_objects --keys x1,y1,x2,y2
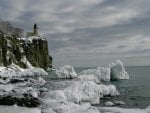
[
  {"x1": 45, "y1": 81, "x2": 119, "y2": 104},
  {"x1": 110, "y1": 59, "x2": 129, "y2": 80},
  {"x1": 78, "y1": 67, "x2": 111, "y2": 81},
  {"x1": 0, "y1": 63, "x2": 48, "y2": 78},
  {"x1": 53, "y1": 65, "x2": 77, "y2": 79}
]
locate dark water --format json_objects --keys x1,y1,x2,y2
[
  {"x1": 106, "y1": 66, "x2": 150, "y2": 108},
  {"x1": 46, "y1": 66, "x2": 150, "y2": 109}
]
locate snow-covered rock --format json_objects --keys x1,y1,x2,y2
[
  {"x1": 110, "y1": 59, "x2": 129, "y2": 80},
  {"x1": 0, "y1": 64, "x2": 48, "y2": 78},
  {"x1": 53, "y1": 65, "x2": 77, "y2": 79},
  {"x1": 78, "y1": 67, "x2": 111, "y2": 81}
]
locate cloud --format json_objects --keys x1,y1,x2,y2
[{"x1": 0, "y1": 0, "x2": 150, "y2": 66}]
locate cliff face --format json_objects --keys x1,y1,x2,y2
[{"x1": 0, "y1": 31, "x2": 52, "y2": 70}]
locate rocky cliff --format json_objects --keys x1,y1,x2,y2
[{"x1": 0, "y1": 31, "x2": 52, "y2": 70}]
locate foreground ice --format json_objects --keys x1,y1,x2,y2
[
  {"x1": 0, "y1": 64, "x2": 48, "y2": 78},
  {"x1": 0, "y1": 105, "x2": 41, "y2": 113},
  {"x1": 53, "y1": 65, "x2": 77, "y2": 79},
  {"x1": 110, "y1": 59, "x2": 129, "y2": 80},
  {"x1": 43, "y1": 99, "x2": 99, "y2": 113},
  {"x1": 45, "y1": 81, "x2": 119, "y2": 104}
]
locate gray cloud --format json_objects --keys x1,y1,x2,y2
[{"x1": 0, "y1": 0, "x2": 150, "y2": 66}]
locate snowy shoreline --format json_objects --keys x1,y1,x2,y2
[{"x1": 0, "y1": 60, "x2": 149, "y2": 113}]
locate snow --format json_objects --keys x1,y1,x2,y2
[
  {"x1": 53, "y1": 65, "x2": 77, "y2": 79},
  {"x1": 27, "y1": 36, "x2": 46, "y2": 42},
  {"x1": 0, "y1": 63, "x2": 48, "y2": 78},
  {"x1": 42, "y1": 99, "x2": 100, "y2": 113},
  {"x1": 20, "y1": 56, "x2": 33, "y2": 68},
  {"x1": 78, "y1": 67, "x2": 111, "y2": 81},
  {"x1": 0, "y1": 105, "x2": 41, "y2": 113},
  {"x1": 110, "y1": 59, "x2": 129, "y2": 80}
]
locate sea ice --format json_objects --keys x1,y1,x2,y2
[{"x1": 110, "y1": 59, "x2": 129, "y2": 80}]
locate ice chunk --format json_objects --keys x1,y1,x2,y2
[
  {"x1": 99, "y1": 84, "x2": 120, "y2": 96},
  {"x1": 105, "y1": 101, "x2": 114, "y2": 106},
  {"x1": 76, "y1": 74, "x2": 100, "y2": 83},
  {"x1": 114, "y1": 101, "x2": 125, "y2": 105},
  {"x1": 64, "y1": 81, "x2": 102, "y2": 104},
  {"x1": 110, "y1": 59, "x2": 129, "y2": 80},
  {"x1": 78, "y1": 67, "x2": 111, "y2": 81},
  {"x1": 54, "y1": 65, "x2": 77, "y2": 79}
]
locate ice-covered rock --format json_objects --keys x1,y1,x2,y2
[
  {"x1": 46, "y1": 81, "x2": 119, "y2": 104},
  {"x1": 105, "y1": 101, "x2": 114, "y2": 106},
  {"x1": 78, "y1": 67, "x2": 111, "y2": 81},
  {"x1": 114, "y1": 101, "x2": 125, "y2": 105},
  {"x1": 99, "y1": 84, "x2": 120, "y2": 96},
  {"x1": 110, "y1": 59, "x2": 129, "y2": 80},
  {"x1": 64, "y1": 81, "x2": 102, "y2": 104},
  {"x1": 53, "y1": 65, "x2": 77, "y2": 79},
  {"x1": 0, "y1": 64, "x2": 48, "y2": 78},
  {"x1": 42, "y1": 98, "x2": 100, "y2": 113},
  {"x1": 76, "y1": 74, "x2": 100, "y2": 83}
]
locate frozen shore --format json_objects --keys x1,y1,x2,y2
[{"x1": 0, "y1": 60, "x2": 149, "y2": 113}]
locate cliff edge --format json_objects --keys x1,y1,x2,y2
[{"x1": 0, "y1": 24, "x2": 52, "y2": 70}]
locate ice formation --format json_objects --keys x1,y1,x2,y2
[
  {"x1": 78, "y1": 67, "x2": 111, "y2": 81},
  {"x1": 110, "y1": 59, "x2": 129, "y2": 80},
  {"x1": 76, "y1": 74, "x2": 100, "y2": 83},
  {"x1": 78, "y1": 60, "x2": 129, "y2": 81},
  {"x1": 0, "y1": 63, "x2": 48, "y2": 78},
  {"x1": 45, "y1": 81, "x2": 119, "y2": 104},
  {"x1": 53, "y1": 65, "x2": 77, "y2": 79}
]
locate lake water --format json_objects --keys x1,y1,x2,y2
[{"x1": 46, "y1": 66, "x2": 150, "y2": 109}]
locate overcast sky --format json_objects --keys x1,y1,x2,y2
[{"x1": 1, "y1": 0, "x2": 150, "y2": 67}]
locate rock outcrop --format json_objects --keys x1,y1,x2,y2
[{"x1": 0, "y1": 27, "x2": 52, "y2": 70}]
